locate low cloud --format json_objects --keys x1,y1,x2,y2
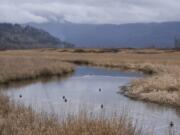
[{"x1": 0, "y1": 0, "x2": 180, "y2": 24}]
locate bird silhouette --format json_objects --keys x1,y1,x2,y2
[
  {"x1": 64, "y1": 99, "x2": 67, "y2": 102},
  {"x1": 170, "y1": 121, "x2": 174, "y2": 127},
  {"x1": 19, "y1": 94, "x2": 22, "y2": 98}
]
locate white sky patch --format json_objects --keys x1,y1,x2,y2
[{"x1": 0, "y1": 0, "x2": 180, "y2": 24}]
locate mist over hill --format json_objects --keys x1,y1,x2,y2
[
  {"x1": 0, "y1": 23, "x2": 74, "y2": 50},
  {"x1": 29, "y1": 22, "x2": 180, "y2": 48}
]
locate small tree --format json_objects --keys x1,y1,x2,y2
[{"x1": 174, "y1": 37, "x2": 180, "y2": 49}]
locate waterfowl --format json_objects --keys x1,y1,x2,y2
[
  {"x1": 64, "y1": 99, "x2": 67, "y2": 102},
  {"x1": 101, "y1": 104, "x2": 103, "y2": 109},
  {"x1": 170, "y1": 121, "x2": 174, "y2": 127}
]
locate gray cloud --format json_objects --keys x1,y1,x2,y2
[{"x1": 0, "y1": 0, "x2": 180, "y2": 24}]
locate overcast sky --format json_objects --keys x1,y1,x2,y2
[{"x1": 0, "y1": 0, "x2": 180, "y2": 24}]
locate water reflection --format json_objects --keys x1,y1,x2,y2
[{"x1": 0, "y1": 73, "x2": 73, "y2": 90}]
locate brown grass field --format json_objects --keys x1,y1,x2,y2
[
  {"x1": 0, "y1": 94, "x2": 144, "y2": 135},
  {"x1": 0, "y1": 48, "x2": 180, "y2": 135},
  {"x1": 2, "y1": 48, "x2": 179, "y2": 106}
]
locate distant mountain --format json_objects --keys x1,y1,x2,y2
[
  {"x1": 0, "y1": 23, "x2": 74, "y2": 50},
  {"x1": 29, "y1": 22, "x2": 180, "y2": 48}
]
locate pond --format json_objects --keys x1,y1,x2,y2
[{"x1": 3, "y1": 66, "x2": 180, "y2": 135}]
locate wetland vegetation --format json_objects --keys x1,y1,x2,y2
[{"x1": 0, "y1": 48, "x2": 180, "y2": 135}]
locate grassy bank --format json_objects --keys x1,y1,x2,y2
[
  {"x1": 121, "y1": 65, "x2": 180, "y2": 107},
  {"x1": 0, "y1": 56, "x2": 74, "y2": 84},
  {"x1": 0, "y1": 49, "x2": 147, "y2": 135},
  {"x1": 1, "y1": 49, "x2": 180, "y2": 106},
  {"x1": 57, "y1": 49, "x2": 180, "y2": 107},
  {"x1": 0, "y1": 95, "x2": 143, "y2": 135},
  {"x1": 0, "y1": 48, "x2": 179, "y2": 134}
]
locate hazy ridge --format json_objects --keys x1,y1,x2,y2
[
  {"x1": 0, "y1": 23, "x2": 74, "y2": 50},
  {"x1": 30, "y1": 21, "x2": 180, "y2": 48}
]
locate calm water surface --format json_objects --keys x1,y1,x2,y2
[{"x1": 3, "y1": 66, "x2": 180, "y2": 135}]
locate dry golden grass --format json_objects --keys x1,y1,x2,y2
[
  {"x1": 122, "y1": 65, "x2": 180, "y2": 106},
  {"x1": 48, "y1": 49, "x2": 180, "y2": 106},
  {"x1": 1, "y1": 49, "x2": 180, "y2": 106},
  {"x1": 0, "y1": 56, "x2": 74, "y2": 84},
  {"x1": 0, "y1": 95, "x2": 143, "y2": 135},
  {"x1": 2, "y1": 48, "x2": 179, "y2": 106},
  {"x1": 0, "y1": 49, "x2": 146, "y2": 135},
  {"x1": 0, "y1": 48, "x2": 179, "y2": 135}
]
